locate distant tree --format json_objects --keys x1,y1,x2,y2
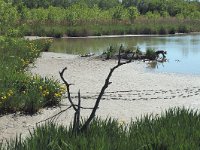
[
  {"x1": 112, "y1": 5, "x2": 124, "y2": 20},
  {"x1": 0, "y1": 0, "x2": 19, "y2": 35},
  {"x1": 128, "y1": 6, "x2": 139, "y2": 22},
  {"x1": 99, "y1": 0, "x2": 120, "y2": 9},
  {"x1": 122, "y1": 0, "x2": 138, "y2": 8}
]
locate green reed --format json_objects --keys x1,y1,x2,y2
[
  {"x1": 21, "y1": 17, "x2": 200, "y2": 37},
  {"x1": 3, "y1": 108, "x2": 200, "y2": 149}
]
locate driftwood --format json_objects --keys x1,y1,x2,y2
[
  {"x1": 58, "y1": 45, "x2": 134, "y2": 134},
  {"x1": 37, "y1": 46, "x2": 167, "y2": 133},
  {"x1": 100, "y1": 47, "x2": 167, "y2": 62}
]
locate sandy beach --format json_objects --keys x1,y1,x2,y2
[{"x1": 1, "y1": 52, "x2": 200, "y2": 141}]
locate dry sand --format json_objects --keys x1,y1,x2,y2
[{"x1": 1, "y1": 52, "x2": 200, "y2": 142}]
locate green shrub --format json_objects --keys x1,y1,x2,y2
[
  {"x1": 103, "y1": 45, "x2": 118, "y2": 59},
  {"x1": 159, "y1": 26, "x2": 168, "y2": 34},
  {"x1": 146, "y1": 48, "x2": 157, "y2": 60},
  {"x1": 168, "y1": 27, "x2": 176, "y2": 34},
  {"x1": 135, "y1": 46, "x2": 142, "y2": 55},
  {"x1": 0, "y1": 37, "x2": 65, "y2": 114},
  {"x1": 178, "y1": 25, "x2": 189, "y2": 33}
]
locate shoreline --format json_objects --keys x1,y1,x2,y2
[
  {"x1": 1, "y1": 52, "x2": 200, "y2": 141},
  {"x1": 24, "y1": 32, "x2": 200, "y2": 40}
]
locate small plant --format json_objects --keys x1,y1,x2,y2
[
  {"x1": 103, "y1": 45, "x2": 118, "y2": 59},
  {"x1": 146, "y1": 48, "x2": 157, "y2": 60},
  {"x1": 135, "y1": 46, "x2": 142, "y2": 55}
]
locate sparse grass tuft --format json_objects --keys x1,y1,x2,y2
[{"x1": 146, "y1": 48, "x2": 157, "y2": 60}]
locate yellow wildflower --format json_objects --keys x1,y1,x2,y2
[
  {"x1": 1, "y1": 96, "x2": 7, "y2": 100},
  {"x1": 42, "y1": 90, "x2": 49, "y2": 97},
  {"x1": 46, "y1": 91, "x2": 49, "y2": 95},
  {"x1": 8, "y1": 89, "x2": 13, "y2": 95},
  {"x1": 54, "y1": 93, "x2": 61, "y2": 98},
  {"x1": 39, "y1": 86, "x2": 43, "y2": 90},
  {"x1": 7, "y1": 93, "x2": 11, "y2": 97}
]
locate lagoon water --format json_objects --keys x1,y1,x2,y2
[{"x1": 50, "y1": 34, "x2": 200, "y2": 75}]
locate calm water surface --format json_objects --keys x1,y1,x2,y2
[{"x1": 50, "y1": 34, "x2": 200, "y2": 75}]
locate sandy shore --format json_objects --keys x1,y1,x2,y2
[{"x1": 1, "y1": 52, "x2": 200, "y2": 141}]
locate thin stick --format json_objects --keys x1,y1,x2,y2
[
  {"x1": 59, "y1": 67, "x2": 77, "y2": 111},
  {"x1": 36, "y1": 105, "x2": 72, "y2": 125}
]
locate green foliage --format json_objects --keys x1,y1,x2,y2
[
  {"x1": 4, "y1": 0, "x2": 200, "y2": 37},
  {"x1": 122, "y1": 0, "x2": 200, "y2": 17},
  {"x1": 98, "y1": 0, "x2": 120, "y2": 10},
  {"x1": 4, "y1": 108, "x2": 200, "y2": 149},
  {"x1": 0, "y1": 37, "x2": 65, "y2": 114},
  {"x1": 146, "y1": 48, "x2": 157, "y2": 60},
  {"x1": 102, "y1": 45, "x2": 118, "y2": 59},
  {"x1": 0, "y1": 0, "x2": 20, "y2": 35},
  {"x1": 10, "y1": 0, "x2": 200, "y2": 19},
  {"x1": 111, "y1": 5, "x2": 125, "y2": 20},
  {"x1": 128, "y1": 6, "x2": 139, "y2": 22},
  {"x1": 136, "y1": 46, "x2": 142, "y2": 55},
  {"x1": 178, "y1": 25, "x2": 189, "y2": 33},
  {"x1": 3, "y1": 0, "x2": 200, "y2": 37}
]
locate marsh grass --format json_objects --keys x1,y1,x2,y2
[
  {"x1": 0, "y1": 37, "x2": 65, "y2": 114},
  {"x1": 146, "y1": 48, "x2": 157, "y2": 60},
  {"x1": 3, "y1": 108, "x2": 200, "y2": 149},
  {"x1": 21, "y1": 17, "x2": 200, "y2": 37}
]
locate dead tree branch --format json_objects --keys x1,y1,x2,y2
[
  {"x1": 80, "y1": 45, "x2": 133, "y2": 132},
  {"x1": 58, "y1": 45, "x2": 133, "y2": 134},
  {"x1": 59, "y1": 67, "x2": 77, "y2": 112},
  {"x1": 36, "y1": 105, "x2": 73, "y2": 125}
]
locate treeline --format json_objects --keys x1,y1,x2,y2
[
  {"x1": 11, "y1": 0, "x2": 200, "y2": 18},
  {"x1": 1, "y1": 0, "x2": 200, "y2": 37}
]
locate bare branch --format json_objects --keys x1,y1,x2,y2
[
  {"x1": 59, "y1": 67, "x2": 77, "y2": 111},
  {"x1": 77, "y1": 90, "x2": 81, "y2": 133},
  {"x1": 36, "y1": 105, "x2": 73, "y2": 125},
  {"x1": 118, "y1": 44, "x2": 122, "y2": 65},
  {"x1": 80, "y1": 46, "x2": 133, "y2": 132},
  {"x1": 59, "y1": 104, "x2": 97, "y2": 110}
]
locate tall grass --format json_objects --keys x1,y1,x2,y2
[
  {"x1": 3, "y1": 108, "x2": 200, "y2": 149},
  {"x1": 21, "y1": 17, "x2": 200, "y2": 37},
  {"x1": 0, "y1": 37, "x2": 65, "y2": 114},
  {"x1": 146, "y1": 48, "x2": 157, "y2": 60}
]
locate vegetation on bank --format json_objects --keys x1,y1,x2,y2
[
  {"x1": 1, "y1": 0, "x2": 200, "y2": 37},
  {"x1": 1, "y1": 0, "x2": 200, "y2": 149},
  {"x1": 2, "y1": 108, "x2": 200, "y2": 149},
  {"x1": 0, "y1": 37, "x2": 65, "y2": 114}
]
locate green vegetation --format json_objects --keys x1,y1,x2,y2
[
  {"x1": 0, "y1": 0, "x2": 199, "y2": 37},
  {"x1": 146, "y1": 48, "x2": 157, "y2": 60},
  {"x1": 1, "y1": 0, "x2": 200, "y2": 148},
  {"x1": 3, "y1": 108, "x2": 200, "y2": 149},
  {"x1": 101, "y1": 45, "x2": 159, "y2": 61},
  {"x1": 0, "y1": 37, "x2": 65, "y2": 114}
]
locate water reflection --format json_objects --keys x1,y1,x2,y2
[{"x1": 50, "y1": 34, "x2": 200, "y2": 75}]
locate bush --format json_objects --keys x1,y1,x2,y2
[
  {"x1": 0, "y1": 37, "x2": 65, "y2": 114},
  {"x1": 168, "y1": 27, "x2": 176, "y2": 34},
  {"x1": 178, "y1": 25, "x2": 189, "y2": 33},
  {"x1": 159, "y1": 26, "x2": 168, "y2": 34},
  {"x1": 146, "y1": 48, "x2": 157, "y2": 60}
]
